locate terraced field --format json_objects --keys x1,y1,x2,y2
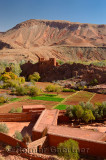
[
  {"x1": 0, "y1": 90, "x2": 105, "y2": 112},
  {"x1": 63, "y1": 91, "x2": 94, "y2": 105},
  {"x1": 90, "y1": 94, "x2": 106, "y2": 104}
]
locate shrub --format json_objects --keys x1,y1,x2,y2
[
  {"x1": 77, "y1": 85, "x2": 84, "y2": 90},
  {"x1": 0, "y1": 73, "x2": 11, "y2": 82},
  {"x1": 13, "y1": 131, "x2": 23, "y2": 141},
  {"x1": 15, "y1": 85, "x2": 28, "y2": 96},
  {"x1": 0, "y1": 85, "x2": 3, "y2": 89},
  {"x1": 0, "y1": 72, "x2": 18, "y2": 82},
  {"x1": 62, "y1": 88, "x2": 75, "y2": 92},
  {"x1": 56, "y1": 60, "x2": 64, "y2": 65},
  {"x1": 28, "y1": 86, "x2": 42, "y2": 96},
  {"x1": 5, "y1": 145, "x2": 12, "y2": 152},
  {"x1": 0, "y1": 97, "x2": 6, "y2": 104},
  {"x1": 91, "y1": 60, "x2": 106, "y2": 67},
  {"x1": 18, "y1": 77, "x2": 25, "y2": 84},
  {"x1": 0, "y1": 96, "x2": 8, "y2": 104},
  {"x1": 0, "y1": 123, "x2": 9, "y2": 134},
  {"x1": 9, "y1": 107, "x2": 22, "y2": 113},
  {"x1": 90, "y1": 79, "x2": 98, "y2": 86},
  {"x1": 28, "y1": 72, "x2": 40, "y2": 82},
  {"x1": 8, "y1": 108, "x2": 16, "y2": 113},
  {"x1": 46, "y1": 84, "x2": 62, "y2": 94},
  {"x1": 3, "y1": 80, "x2": 19, "y2": 89},
  {"x1": 16, "y1": 107, "x2": 22, "y2": 113},
  {"x1": 57, "y1": 139, "x2": 79, "y2": 160}
]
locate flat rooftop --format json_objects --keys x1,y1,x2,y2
[
  {"x1": 48, "y1": 125, "x2": 106, "y2": 141},
  {"x1": 33, "y1": 109, "x2": 59, "y2": 132},
  {"x1": 23, "y1": 105, "x2": 45, "y2": 109}
]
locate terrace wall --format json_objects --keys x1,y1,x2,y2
[
  {"x1": 0, "y1": 132, "x2": 26, "y2": 148},
  {"x1": 48, "y1": 134, "x2": 106, "y2": 158},
  {"x1": 0, "y1": 112, "x2": 40, "y2": 122}
]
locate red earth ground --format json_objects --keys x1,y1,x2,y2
[
  {"x1": 0, "y1": 99, "x2": 58, "y2": 113},
  {"x1": 90, "y1": 93, "x2": 106, "y2": 104},
  {"x1": 2, "y1": 122, "x2": 33, "y2": 137}
]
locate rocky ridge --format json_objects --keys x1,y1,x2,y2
[{"x1": 0, "y1": 19, "x2": 106, "y2": 62}]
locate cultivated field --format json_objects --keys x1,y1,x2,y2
[{"x1": 0, "y1": 87, "x2": 106, "y2": 113}]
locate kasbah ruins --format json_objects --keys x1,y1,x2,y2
[{"x1": 0, "y1": 57, "x2": 105, "y2": 160}]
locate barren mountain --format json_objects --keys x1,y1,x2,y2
[{"x1": 0, "y1": 19, "x2": 106, "y2": 62}]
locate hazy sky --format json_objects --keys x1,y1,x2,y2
[{"x1": 0, "y1": 0, "x2": 106, "y2": 31}]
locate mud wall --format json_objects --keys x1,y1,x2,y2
[
  {"x1": 0, "y1": 132, "x2": 26, "y2": 148},
  {"x1": 48, "y1": 134, "x2": 106, "y2": 158},
  {"x1": 0, "y1": 112, "x2": 39, "y2": 122},
  {"x1": 21, "y1": 58, "x2": 58, "y2": 78}
]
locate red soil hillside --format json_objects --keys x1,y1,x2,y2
[{"x1": 0, "y1": 19, "x2": 106, "y2": 62}]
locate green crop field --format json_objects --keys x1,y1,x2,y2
[
  {"x1": 30, "y1": 96, "x2": 64, "y2": 102},
  {"x1": 55, "y1": 104, "x2": 67, "y2": 110},
  {"x1": 10, "y1": 98, "x2": 20, "y2": 102}
]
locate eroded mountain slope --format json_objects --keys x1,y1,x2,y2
[{"x1": 0, "y1": 19, "x2": 106, "y2": 62}]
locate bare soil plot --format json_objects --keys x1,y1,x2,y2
[
  {"x1": 3, "y1": 122, "x2": 30, "y2": 137},
  {"x1": 90, "y1": 94, "x2": 106, "y2": 104},
  {"x1": 64, "y1": 91, "x2": 94, "y2": 105},
  {"x1": 0, "y1": 99, "x2": 58, "y2": 113},
  {"x1": 59, "y1": 92, "x2": 74, "y2": 98},
  {"x1": 59, "y1": 122, "x2": 106, "y2": 133}
]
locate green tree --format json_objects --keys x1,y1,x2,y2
[
  {"x1": 82, "y1": 110, "x2": 95, "y2": 123},
  {"x1": 93, "y1": 102, "x2": 106, "y2": 120},
  {"x1": 13, "y1": 131, "x2": 23, "y2": 141},
  {"x1": 57, "y1": 139, "x2": 79, "y2": 160},
  {"x1": 28, "y1": 72, "x2": 40, "y2": 82},
  {"x1": 75, "y1": 105, "x2": 84, "y2": 121},
  {"x1": 10, "y1": 63, "x2": 22, "y2": 77},
  {"x1": 0, "y1": 123, "x2": 9, "y2": 134},
  {"x1": 65, "y1": 105, "x2": 77, "y2": 120}
]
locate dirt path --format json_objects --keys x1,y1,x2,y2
[{"x1": 53, "y1": 91, "x2": 79, "y2": 108}]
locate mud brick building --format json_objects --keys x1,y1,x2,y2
[
  {"x1": 21, "y1": 58, "x2": 58, "y2": 78},
  {"x1": 0, "y1": 105, "x2": 106, "y2": 159}
]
